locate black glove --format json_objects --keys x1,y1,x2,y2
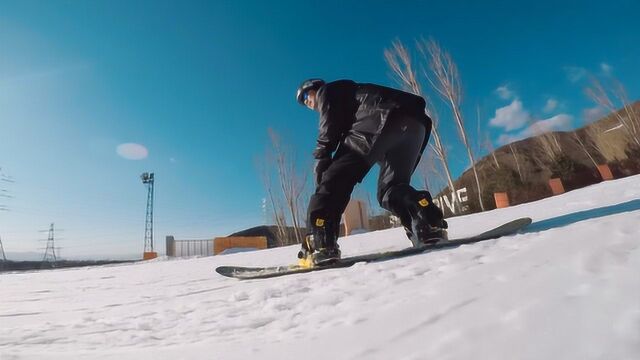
[{"x1": 314, "y1": 157, "x2": 332, "y2": 187}]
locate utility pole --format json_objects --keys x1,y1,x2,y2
[{"x1": 141, "y1": 172, "x2": 157, "y2": 260}]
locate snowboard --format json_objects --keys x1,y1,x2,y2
[{"x1": 215, "y1": 217, "x2": 532, "y2": 280}]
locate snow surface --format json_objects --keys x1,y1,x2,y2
[{"x1": 2, "y1": 175, "x2": 640, "y2": 360}]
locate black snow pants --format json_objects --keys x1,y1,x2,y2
[{"x1": 306, "y1": 112, "x2": 431, "y2": 231}]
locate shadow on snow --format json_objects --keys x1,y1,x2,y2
[{"x1": 524, "y1": 199, "x2": 640, "y2": 234}]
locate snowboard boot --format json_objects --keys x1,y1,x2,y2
[
  {"x1": 405, "y1": 191, "x2": 448, "y2": 247},
  {"x1": 297, "y1": 217, "x2": 341, "y2": 267}
]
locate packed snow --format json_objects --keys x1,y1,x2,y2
[{"x1": 1, "y1": 175, "x2": 639, "y2": 360}]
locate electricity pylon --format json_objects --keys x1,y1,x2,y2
[
  {"x1": 0, "y1": 236, "x2": 6, "y2": 262},
  {"x1": 41, "y1": 223, "x2": 58, "y2": 265}
]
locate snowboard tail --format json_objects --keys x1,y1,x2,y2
[{"x1": 216, "y1": 217, "x2": 532, "y2": 280}]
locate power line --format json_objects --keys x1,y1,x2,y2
[
  {"x1": 0, "y1": 167, "x2": 13, "y2": 212},
  {"x1": 0, "y1": 175, "x2": 14, "y2": 183}
]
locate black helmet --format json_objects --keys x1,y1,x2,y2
[{"x1": 296, "y1": 78, "x2": 325, "y2": 105}]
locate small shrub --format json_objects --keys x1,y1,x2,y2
[{"x1": 549, "y1": 154, "x2": 577, "y2": 178}]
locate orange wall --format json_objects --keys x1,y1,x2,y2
[
  {"x1": 213, "y1": 236, "x2": 267, "y2": 255},
  {"x1": 143, "y1": 251, "x2": 158, "y2": 260}
]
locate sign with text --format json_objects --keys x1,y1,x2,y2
[{"x1": 433, "y1": 187, "x2": 469, "y2": 216}]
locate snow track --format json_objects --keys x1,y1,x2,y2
[{"x1": 2, "y1": 175, "x2": 640, "y2": 359}]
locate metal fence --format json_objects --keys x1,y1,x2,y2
[{"x1": 165, "y1": 236, "x2": 214, "y2": 257}]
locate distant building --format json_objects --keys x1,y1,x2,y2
[{"x1": 342, "y1": 199, "x2": 369, "y2": 235}]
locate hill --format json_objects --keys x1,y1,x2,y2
[{"x1": 437, "y1": 101, "x2": 640, "y2": 216}]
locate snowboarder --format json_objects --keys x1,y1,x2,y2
[{"x1": 296, "y1": 78, "x2": 448, "y2": 265}]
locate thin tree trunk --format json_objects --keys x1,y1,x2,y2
[
  {"x1": 259, "y1": 155, "x2": 289, "y2": 245},
  {"x1": 385, "y1": 40, "x2": 456, "y2": 196},
  {"x1": 509, "y1": 143, "x2": 524, "y2": 182},
  {"x1": 421, "y1": 38, "x2": 485, "y2": 211},
  {"x1": 267, "y1": 128, "x2": 308, "y2": 244},
  {"x1": 573, "y1": 133, "x2": 598, "y2": 168},
  {"x1": 586, "y1": 77, "x2": 640, "y2": 147}
]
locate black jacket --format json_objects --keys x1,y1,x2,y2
[{"x1": 313, "y1": 80, "x2": 431, "y2": 160}]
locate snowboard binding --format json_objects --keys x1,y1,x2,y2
[
  {"x1": 297, "y1": 217, "x2": 341, "y2": 268},
  {"x1": 403, "y1": 191, "x2": 449, "y2": 247}
]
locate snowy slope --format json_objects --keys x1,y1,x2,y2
[{"x1": 1, "y1": 175, "x2": 639, "y2": 360}]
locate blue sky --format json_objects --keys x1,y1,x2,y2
[{"x1": 1, "y1": 0, "x2": 639, "y2": 259}]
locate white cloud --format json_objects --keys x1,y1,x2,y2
[
  {"x1": 600, "y1": 62, "x2": 613, "y2": 75},
  {"x1": 489, "y1": 99, "x2": 530, "y2": 131},
  {"x1": 564, "y1": 66, "x2": 587, "y2": 83},
  {"x1": 497, "y1": 114, "x2": 574, "y2": 145},
  {"x1": 116, "y1": 143, "x2": 148, "y2": 160},
  {"x1": 169, "y1": 157, "x2": 177, "y2": 163},
  {"x1": 543, "y1": 98, "x2": 558, "y2": 113},
  {"x1": 527, "y1": 114, "x2": 573, "y2": 134},
  {"x1": 495, "y1": 85, "x2": 514, "y2": 100},
  {"x1": 583, "y1": 106, "x2": 606, "y2": 123}
]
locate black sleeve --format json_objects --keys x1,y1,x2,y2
[{"x1": 313, "y1": 82, "x2": 355, "y2": 159}]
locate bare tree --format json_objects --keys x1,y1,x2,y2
[
  {"x1": 508, "y1": 143, "x2": 525, "y2": 182},
  {"x1": 613, "y1": 80, "x2": 640, "y2": 144},
  {"x1": 476, "y1": 105, "x2": 500, "y2": 170},
  {"x1": 384, "y1": 40, "x2": 455, "y2": 195},
  {"x1": 483, "y1": 134, "x2": 500, "y2": 170},
  {"x1": 585, "y1": 121, "x2": 629, "y2": 162},
  {"x1": 522, "y1": 116, "x2": 563, "y2": 167},
  {"x1": 585, "y1": 76, "x2": 640, "y2": 147},
  {"x1": 534, "y1": 129, "x2": 563, "y2": 165},
  {"x1": 419, "y1": 38, "x2": 485, "y2": 211},
  {"x1": 258, "y1": 159, "x2": 288, "y2": 246},
  {"x1": 572, "y1": 132, "x2": 598, "y2": 168},
  {"x1": 262, "y1": 128, "x2": 308, "y2": 245}
]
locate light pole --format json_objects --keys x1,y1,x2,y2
[{"x1": 141, "y1": 172, "x2": 157, "y2": 260}]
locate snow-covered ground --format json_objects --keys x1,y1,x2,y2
[{"x1": 2, "y1": 175, "x2": 640, "y2": 360}]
